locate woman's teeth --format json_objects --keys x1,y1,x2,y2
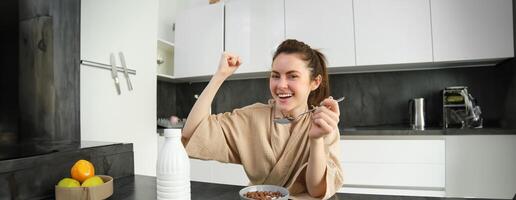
[{"x1": 278, "y1": 93, "x2": 293, "y2": 98}]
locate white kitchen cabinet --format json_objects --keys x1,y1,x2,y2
[
  {"x1": 211, "y1": 161, "x2": 249, "y2": 185},
  {"x1": 285, "y1": 0, "x2": 355, "y2": 68},
  {"x1": 171, "y1": 0, "x2": 513, "y2": 80},
  {"x1": 190, "y1": 159, "x2": 249, "y2": 186},
  {"x1": 190, "y1": 159, "x2": 216, "y2": 182},
  {"x1": 445, "y1": 135, "x2": 516, "y2": 199},
  {"x1": 157, "y1": 39, "x2": 175, "y2": 78},
  {"x1": 81, "y1": 0, "x2": 158, "y2": 176},
  {"x1": 174, "y1": 3, "x2": 224, "y2": 78},
  {"x1": 353, "y1": 0, "x2": 433, "y2": 66},
  {"x1": 431, "y1": 0, "x2": 514, "y2": 62},
  {"x1": 157, "y1": 0, "x2": 180, "y2": 44},
  {"x1": 339, "y1": 136, "x2": 446, "y2": 197},
  {"x1": 225, "y1": 0, "x2": 285, "y2": 75}
]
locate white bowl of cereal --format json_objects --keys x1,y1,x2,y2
[{"x1": 239, "y1": 185, "x2": 289, "y2": 200}]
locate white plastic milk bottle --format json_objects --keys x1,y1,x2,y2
[{"x1": 156, "y1": 128, "x2": 191, "y2": 200}]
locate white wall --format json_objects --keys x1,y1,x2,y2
[{"x1": 80, "y1": 0, "x2": 158, "y2": 176}]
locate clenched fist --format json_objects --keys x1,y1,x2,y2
[{"x1": 215, "y1": 52, "x2": 242, "y2": 79}]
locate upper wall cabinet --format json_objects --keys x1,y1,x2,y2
[
  {"x1": 354, "y1": 0, "x2": 433, "y2": 66},
  {"x1": 431, "y1": 0, "x2": 514, "y2": 62},
  {"x1": 225, "y1": 0, "x2": 285, "y2": 74},
  {"x1": 174, "y1": 3, "x2": 224, "y2": 78},
  {"x1": 173, "y1": 0, "x2": 513, "y2": 81},
  {"x1": 285, "y1": 0, "x2": 355, "y2": 68}
]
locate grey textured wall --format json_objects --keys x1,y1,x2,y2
[
  {"x1": 158, "y1": 79, "x2": 270, "y2": 119},
  {"x1": 500, "y1": 60, "x2": 516, "y2": 128},
  {"x1": 157, "y1": 81, "x2": 178, "y2": 118},
  {"x1": 331, "y1": 66, "x2": 508, "y2": 128}
]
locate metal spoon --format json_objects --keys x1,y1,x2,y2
[{"x1": 274, "y1": 96, "x2": 345, "y2": 124}]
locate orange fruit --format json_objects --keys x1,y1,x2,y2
[{"x1": 70, "y1": 159, "x2": 95, "y2": 183}]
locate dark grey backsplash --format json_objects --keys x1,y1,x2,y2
[
  {"x1": 157, "y1": 81, "x2": 178, "y2": 118},
  {"x1": 331, "y1": 65, "x2": 510, "y2": 128},
  {"x1": 157, "y1": 62, "x2": 516, "y2": 129},
  {"x1": 500, "y1": 59, "x2": 516, "y2": 128},
  {"x1": 158, "y1": 79, "x2": 270, "y2": 119}
]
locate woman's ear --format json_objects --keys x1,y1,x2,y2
[{"x1": 310, "y1": 75, "x2": 322, "y2": 91}]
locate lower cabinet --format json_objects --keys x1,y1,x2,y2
[
  {"x1": 184, "y1": 135, "x2": 516, "y2": 199},
  {"x1": 187, "y1": 135, "x2": 447, "y2": 196},
  {"x1": 339, "y1": 136, "x2": 446, "y2": 197},
  {"x1": 190, "y1": 159, "x2": 249, "y2": 186},
  {"x1": 445, "y1": 135, "x2": 516, "y2": 199}
]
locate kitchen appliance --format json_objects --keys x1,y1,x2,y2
[
  {"x1": 442, "y1": 86, "x2": 482, "y2": 128},
  {"x1": 409, "y1": 98, "x2": 425, "y2": 130}
]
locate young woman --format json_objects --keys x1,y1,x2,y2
[{"x1": 182, "y1": 39, "x2": 343, "y2": 199}]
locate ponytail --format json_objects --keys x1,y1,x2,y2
[{"x1": 308, "y1": 49, "x2": 330, "y2": 107}]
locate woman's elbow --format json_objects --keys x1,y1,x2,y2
[{"x1": 307, "y1": 183, "x2": 326, "y2": 198}]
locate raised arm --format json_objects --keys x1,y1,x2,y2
[{"x1": 182, "y1": 52, "x2": 242, "y2": 139}]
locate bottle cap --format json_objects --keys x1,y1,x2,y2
[{"x1": 163, "y1": 128, "x2": 182, "y2": 138}]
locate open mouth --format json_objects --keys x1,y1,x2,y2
[{"x1": 277, "y1": 93, "x2": 293, "y2": 100}]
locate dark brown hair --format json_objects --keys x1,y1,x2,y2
[{"x1": 272, "y1": 39, "x2": 330, "y2": 107}]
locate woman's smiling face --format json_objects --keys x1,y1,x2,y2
[{"x1": 269, "y1": 53, "x2": 319, "y2": 115}]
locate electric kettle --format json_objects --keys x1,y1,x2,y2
[{"x1": 409, "y1": 98, "x2": 425, "y2": 130}]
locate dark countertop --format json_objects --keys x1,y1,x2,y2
[
  {"x1": 340, "y1": 127, "x2": 516, "y2": 136},
  {"x1": 0, "y1": 140, "x2": 122, "y2": 162},
  {"x1": 110, "y1": 175, "x2": 505, "y2": 200}
]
